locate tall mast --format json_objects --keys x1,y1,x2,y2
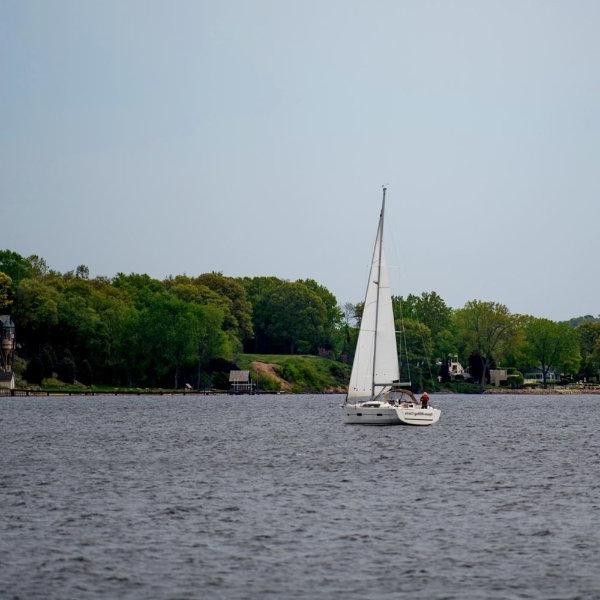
[{"x1": 371, "y1": 186, "x2": 386, "y2": 398}]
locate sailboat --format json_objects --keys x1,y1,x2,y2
[{"x1": 343, "y1": 187, "x2": 441, "y2": 426}]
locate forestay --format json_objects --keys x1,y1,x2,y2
[{"x1": 347, "y1": 209, "x2": 400, "y2": 400}]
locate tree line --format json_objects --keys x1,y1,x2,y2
[
  {"x1": 0, "y1": 250, "x2": 347, "y2": 388},
  {"x1": 347, "y1": 292, "x2": 599, "y2": 389},
  {"x1": 1, "y1": 249, "x2": 599, "y2": 389}
]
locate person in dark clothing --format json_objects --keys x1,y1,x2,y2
[{"x1": 420, "y1": 391, "x2": 430, "y2": 409}]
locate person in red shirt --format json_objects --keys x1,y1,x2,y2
[{"x1": 420, "y1": 391, "x2": 430, "y2": 409}]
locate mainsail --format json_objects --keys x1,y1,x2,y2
[{"x1": 347, "y1": 194, "x2": 400, "y2": 400}]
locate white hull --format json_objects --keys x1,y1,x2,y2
[
  {"x1": 344, "y1": 402, "x2": 441, "y2": 426},
  {"x1": 395, "y1": 405, "x2": 441, "y2": 426}
]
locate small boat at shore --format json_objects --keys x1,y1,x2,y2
[{"x1": 342, "y1": 187, "x2": 441, "y2": 426}]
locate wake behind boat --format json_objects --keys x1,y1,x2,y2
[{"x1": 342, "y1": 187, "x2": 441, "y2": 426}]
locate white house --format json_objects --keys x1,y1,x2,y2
[
  {"x1": 524, "y1": 368, "x2": 559, "y2": 385},
  {"x1": 0, "y1": 370, "x2": 15, "y2": 390},
  {"x1": 448, "y1": 356, "x2": 465, "y2": 376}
]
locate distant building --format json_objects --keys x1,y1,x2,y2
[
  {"x1": 229, "y1": 370, "x2": 254, "y2": 393},
  {"x1": 447, "y1": 355, "x2": 471, "y2": 381},
  {"x1": 0, "y1": 370, "x2": 15, "y2": 390},
  {"x1": 0, "y1": 315, "x2": 15, "y2": 373},
  {"x1": 448, "y1": 356, "x2": 465, "y2": 376},
  {"x1": 524, "y1": 368, "x2": 559, "y2": 384},
  {"x1": 489, "y1": 369, "x2": 508, "y2": 387}
]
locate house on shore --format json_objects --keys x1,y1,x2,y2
[
  {"x1": 0, "y1": 315, "x2": 16, "y2": 392},
  {"x1": 448, "y1": 356, "x2": 465, "y2": 377},
  {"x1": 1, "y1": 315, "x2": 15, "y2": 372},
  {"x1": 229, "y1": 370, "x2": 254, "y2": 394},
  {"x1": 524, "y1": 368, "x2": 559, "y2": 385},
  {"x1": 0, "y1": 370, "x2": 15, "y2": 390}
]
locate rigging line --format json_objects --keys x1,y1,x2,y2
[
  {"x1": 397, "y1": 296, "x2": 411, "y2": 386},
  {"x1": 346, "y1": 195, "x2": 383, "y2": 405},
  {"x1": 387, "y1": 204, "x2": 436, "y2": 392},
  {"x1": 371, "y1": 187, "x2": 385, "y2": 399},
  {"x1": 386, "y1": 203, "x2": 412, "y2": 388},
  {"x1": 411, "y1": 303, "x2": 437, "y2": 392}
]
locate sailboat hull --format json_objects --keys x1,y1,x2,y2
[
  {"x1": 396, "y1": 406, "x2": 441, "y2": 426},
  {"x1": 343, "y1": 403, "x2": 441, "y2": 426},
  {"x1": 344, "y1": 404, "x2": 401, "y2": 425}
]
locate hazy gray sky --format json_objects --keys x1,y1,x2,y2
[{"x1": 1, "y1": 0, "x2": 599, "y2": 319}]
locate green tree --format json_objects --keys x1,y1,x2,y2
[
  {"x1": 25, "y1": 355, "x2": 44, "y2": 384},
  {"x1": 196, "y1": 273, "x2": 253, "y2": 343},
  {"x1": 112, "y1": 273, "x2": 165, "y2": 305},
  {"x1": 27, "y1": 255, "x2": 50, "y2": 277},
  {"x1": 523, "y1": 318, "x2": 580, "y2": 385},
  {"x1": 497, "y1": 313, "x2": 529, "y2": 371},
  {"x1": 0, "y1": 272, "x2": 12, "y2": 311},
  {"x1": 393, "y1": 291, "x2": 452, "y2": 339},
  {"x1": 568, "y1": 314, "x2": 600, "y2": 328},
  {"x1": 0, "y1": 250, "x2": 33, "y2": 288},
  {"x1": 337, "y1": 322, "x2": 359, "y2": 363},
  {"x1": 393, "y1": 291, "x2": 455, "y2": 378},
  {"x1": 166, "y1": 276, "x2": 244, "y2": 352},
  {"x1": 13, "y1": 278, "x2": 60, "y2": 347},
  {"x1": 435, "y1": 327, "x2": 458, "y2": 381},
  {"x1": 124, "y1": 294, "x2": 229, "y2": 388},
  {"x1": 53, "y1": 277, "x2": 131, "y2": 381},
  {"x1": 194, "y1": 304, "x2": 229, "y2": 385},
  {"x1": 167, "y1": 278, "x2": 224, "y2": 307},
  {"x1": 79, "y1": 359, "x2": 93, "y2": 386},
  {"x1": 75, "y1": 264, "x2": 90, "y2": 279},
  {"x1": 134, "y1": 295, "x2": 199, "y2": 387},
  {"x1": 396, "y1": 318, "x2": 433, "y2": 391},
  {"x1": 353, "y1": 302, "x2": 365, "y2": 327},
  {"x1": 342, "y1": 302, "x2": 360, "y2": 326},
  {"x1": 592, "y1": 338, "x2": 600, "y2": 381},
  {"x1": 262, "y1": 281, "x2": 327, "y2": 354},
  {"x1": 455, "y1": 300, "x2": 517, "y2": 387},
  {"x1": 56, "y1": 350, "x2": 77, "y2": 384},
  {"x1": 241, "y1": 276, "x2": 287, "y2": 352},
  {"x1": 298, "y1": 278, "x2": 343, "y2": 352},
  {"x1": 577, "y1": 322, "x2": 600, "y2": 381},
  {"x1": 3, "y1": 253, "x2": 256, "y2": 388}
]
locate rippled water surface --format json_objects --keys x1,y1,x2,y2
[{"x1": 2, "y1": 394, "x2": 600, "y2": 599}]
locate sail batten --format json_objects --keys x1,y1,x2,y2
[{"x1": 347, "y1": 201, "x2": 400, "y2": 400}]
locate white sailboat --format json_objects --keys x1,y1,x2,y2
[{"x1": 343, "y1": 187, "x2": 441, "y2": 426}]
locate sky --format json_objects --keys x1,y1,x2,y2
[{"x1": 1, "y1": 0, "x2": 599, "y2": 320}]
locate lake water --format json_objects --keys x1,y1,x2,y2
[{"x1": 1, "y1": 393, "x2": 599, "y2": 599}]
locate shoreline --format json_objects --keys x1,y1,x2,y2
[
  {"x1": 482, "y1": 387, "x2": 600, "y2": 395},
  {"x1": 2, "y1": 387, "x2": 600, "y2": 397}
]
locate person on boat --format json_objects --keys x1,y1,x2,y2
[{"x1": 420, "y1": 391, "x2": 429, "y2": 409}]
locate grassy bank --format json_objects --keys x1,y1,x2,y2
[
  {"x1": 8, "y1": 355, "x2": 351, "y2": 395},
  {"x1": 235, "y1": 353, "x2": 350, "y2": 393}
]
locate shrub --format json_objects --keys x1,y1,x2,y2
[
  {"x1": 25, "y1": 356, "x2": 44, "y2": 384},
  {"x1": 56, "y1": 352, "x2": 76, "y2": 384},
  {"x1": 41, "y1": 377, "x2": 86, "y2": 390},
  {"x1": 211, "y1": 371, "x2": 229, "y2": 390},
  {"x1": 253, "y1": 371, "x2": 280, "y2": 392},
  {"x1": 79, "y1": 359, "x2": 93, "y2": 386},
  {"x1": 506, "y1": 372, "x2": 524, "y2": 389},
  {"x1": 329, "y1": 362, "x2": 349, "y2": 380},
  {"x1": 279, "y1": 360, "x2": 320, "y2": 390}
]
